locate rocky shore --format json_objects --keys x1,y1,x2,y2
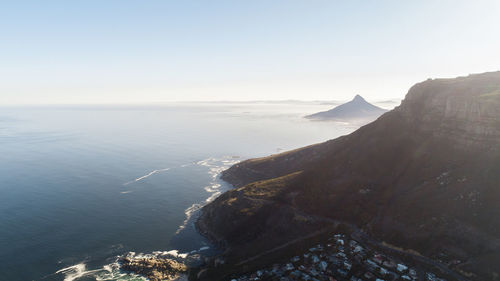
[{"x1": 119, "y1": 252, "x2": 188, "y2": 281}]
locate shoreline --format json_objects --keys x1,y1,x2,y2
[{"x1": 116, "y1": 158, "x2": 240, "y2": 281}]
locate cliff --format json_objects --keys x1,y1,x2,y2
[{"x1": 197, "y1": 72, "x2": 500, "y2": 281}]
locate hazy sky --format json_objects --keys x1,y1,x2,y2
[{"x1": 1, "y1": 0, "x2": 500, "y2": 104}]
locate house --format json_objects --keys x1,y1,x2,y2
[
  {"x1": 310, "y1": 268, "x2": 319, "y2": 276},
  {"x1": 336, "y1": 252, "x2": 347, "y2": 259},
  {"x1": 373, "y1": 254, "x2": 384, "y2": 264},
  {"x1": 379, "y1": 267, "x2": 389, "y2": 276},
  {"x1": 396, "y1": 264, "x2": 408, "y2": 273},
  {"x1": 426, "y1": 272, "x2": 437, "y2": 281},
  {"x1": 382, "y1": 261, "x2": 396, "y2": 269},
  {"x1": 366, "y1": 259, "x2": 379, "y2": 268},
  {"x1": 353, "y1": 245, "x2": 364, "y2": 253},
  {"x1": 320, "y1": 261, "x2": 328, "y2": 271},
  {"x1": 343, "y1": 262, "x2": 352, "y2": 271}
]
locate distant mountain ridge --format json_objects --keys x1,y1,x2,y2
[
  {"x1": 305, "y1": 94, "x2": 387, "y2": 122},
  {"x1": 196, "y1": 72, "x2": 500, "y2": 281}
]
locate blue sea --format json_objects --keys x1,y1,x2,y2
[{"x1": 0, "y1": 102, "x2": 365, "y2": 281}]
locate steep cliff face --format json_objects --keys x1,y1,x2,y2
[
  {"x1": 197, "y1": 72, "x2": 500, "y2": 280},
  {"x1": 398, "y1": 73, "x2": 500, "y2": 149}
]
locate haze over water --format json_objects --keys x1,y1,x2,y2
[{"x1": 0, "y1": 102, "x2": 393, "y2": 280}]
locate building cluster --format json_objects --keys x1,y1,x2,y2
[{"x1": 230, "y1": 234, "x2": 449, "y2": 281}]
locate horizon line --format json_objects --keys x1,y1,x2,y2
[{"x1": 0, "y1": 97, "x2": 403, "y2": 107}]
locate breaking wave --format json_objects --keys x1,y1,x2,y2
[
  {"x1": 175, "y1": 156, "x2": 240, "y2": 234},
  {"x1": 54, "y1": 260, "x2": 147, "y2": 281},
  {"x1": 122, "y1": 163, "x2": 196, "y2": 187},
  {"x1": 54, "y1": 263, "x2": 92, "y2": 281},
  {"x1": 123, "y1": 167, "x2": 171, "y2": 186}
]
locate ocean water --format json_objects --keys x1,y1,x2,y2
[{"x1": 0, "y1": 102, "x2": 366, "y2": 281}]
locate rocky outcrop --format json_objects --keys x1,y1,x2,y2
[
  {"x1": 197, "y1": 72, "x2": 500, "y2": 281},
  {"x1": 120, "y1": 253, "x2": 187, "y2": 281}
]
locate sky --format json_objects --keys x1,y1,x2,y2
[{"x1": 1, "y1": 0, "x2": 500, "y2": 105}]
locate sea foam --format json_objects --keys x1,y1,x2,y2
[
  {"x1": 175, "y1": 156, "x2": 240, "y2": 234},
  {"x1": 123, "y1": 167, "x2": 171, "y2": 186}
]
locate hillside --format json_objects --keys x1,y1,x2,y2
[
  {"x1": 305, "y1": 95, "x2": 388, "y2": 123},
  {"x1": 196, "y1": 72, "x2": 500, "y2": 281}
]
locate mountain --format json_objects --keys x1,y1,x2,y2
[
  {"x1": 196, "y1": 72, "x2": 500, "y2": 281},
  {"x1": 305, "y1": 94, "x2": 388, "y2": 122}
]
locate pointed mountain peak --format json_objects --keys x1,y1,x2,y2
[
  {"x1": 352, "y1": 94, "x2": 366, "y2": 102},
  {"x1": 305, "y1": 94, "x2": 387, "y2": 121}
]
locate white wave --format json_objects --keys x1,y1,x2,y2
[
  {"x1": 199, "y1": 246, "x2": 210, "y2": 251},
  {"x1": 122, "y1": 160, "x2": 199, "y2": 188},
  {"x1": 162, "y1": 250, "x2": 188, "y2": 259},
  {"x1": 175, "y1": 156, "x2": 241, "y2": 234},
  {"x1": 94, "y1": 261, "x2": 147, "y2": 281},
  {"x1": 175, "y1": 203, "x2": 202, "y2": 234},
  {"x1": 123, "y1": 168, "x2": 171, "y2": 186},
  {"x1": 130, "y1": 250, "x2": 188, "y2": 260},
  {"x1": 102, "y1": 264, "x2": 112, "y2": 272},
  {"x1": 55, "y1": 263, "x2": 101, "y2": 281},
  {"x1": 55, "y1": 259, "x2": 149, "y2": 281},
  {"x1": 195, "y1": 158, "x2": 213, "y2": 166},
  {"x1": 120, "y1": 190, "x2": 133, "y2": 194},
  {"x1": 205, "y1": 191, "x2": 221, "y2": 203},
  {"x1": 204, "y1": 183, "x2": 221, "y2": 193}
]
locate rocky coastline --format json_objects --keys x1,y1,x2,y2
[
  {"x1": 193, "y1": 72, "x2": 500, "y2": 281},
  {"x1": 119, "y1": 252, "x2": 189, "y2": 281},
  {"x1": 120, "y1": 72, "x2": 500, "y2": 281}
]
